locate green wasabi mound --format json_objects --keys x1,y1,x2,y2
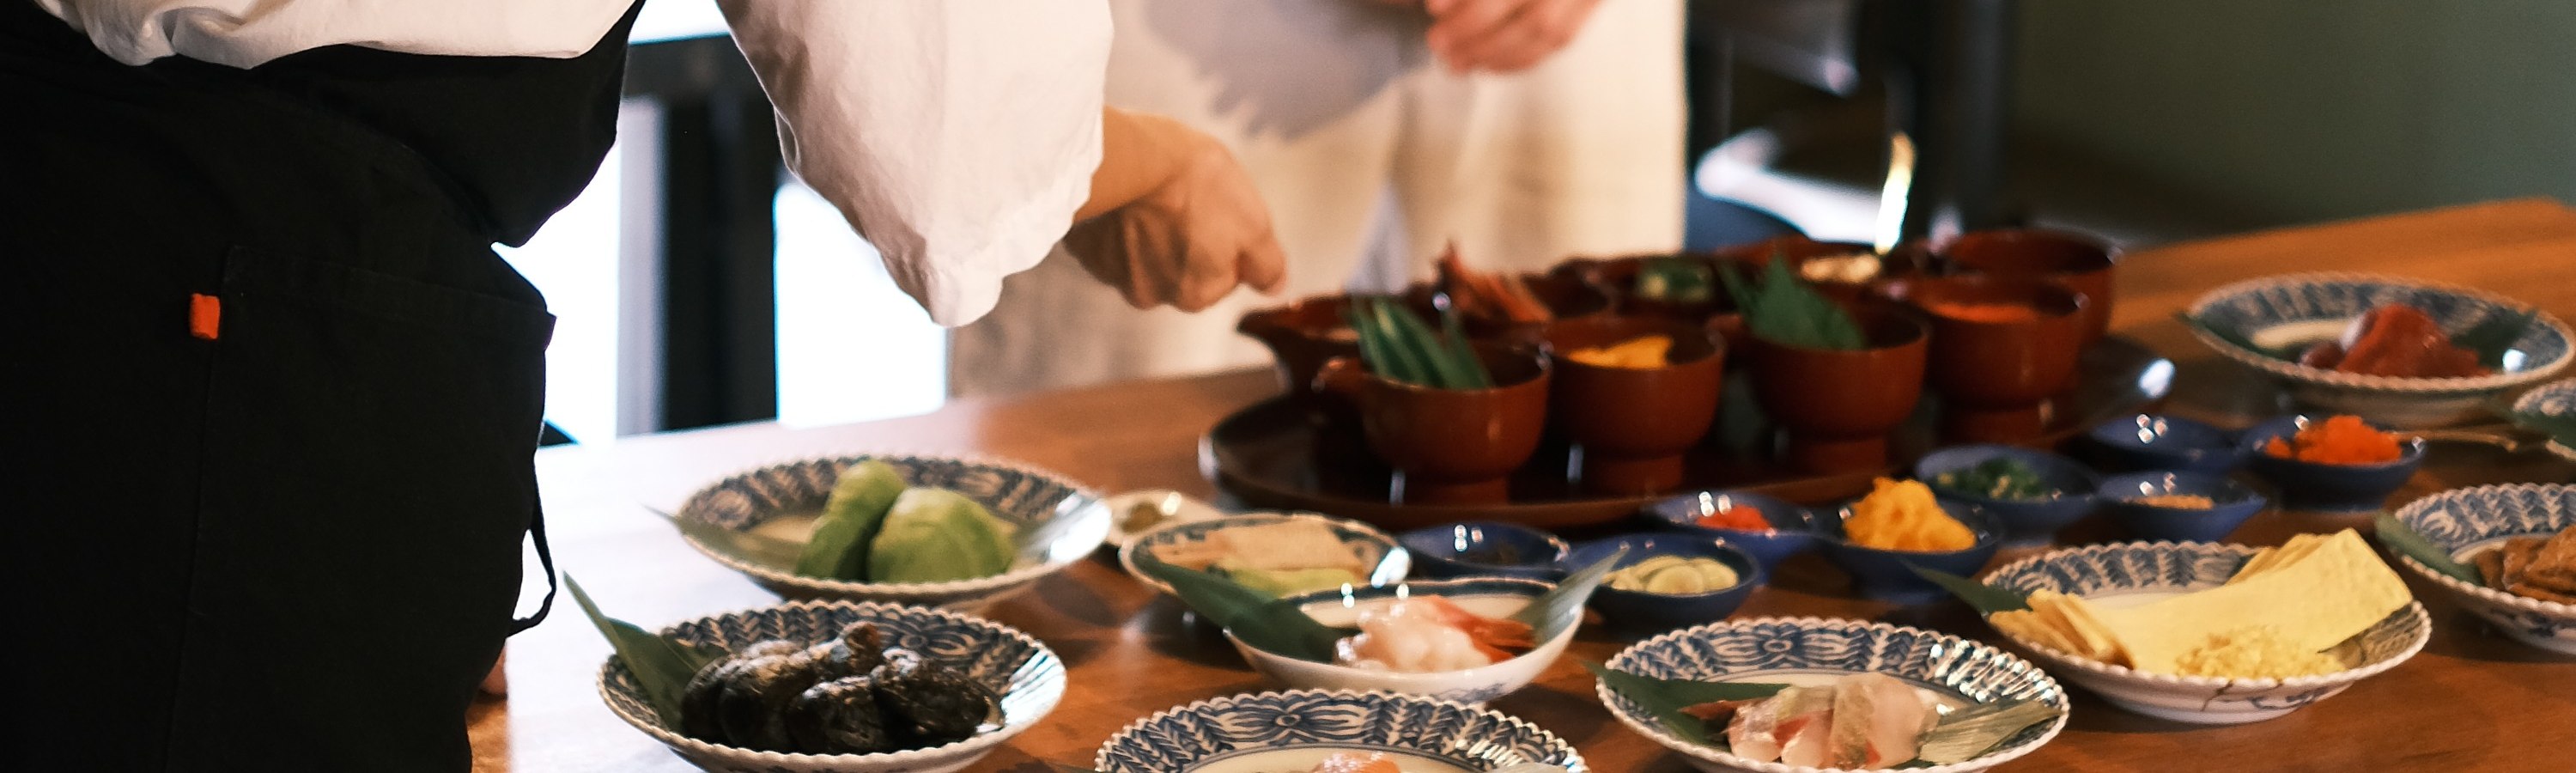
[{"x1": 866, "y1": 488, "x2": 1020, "y2": 583}]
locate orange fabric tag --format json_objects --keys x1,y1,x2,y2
[{"x1": 189, "y1": 293, "x2": 221, "y2": 340}]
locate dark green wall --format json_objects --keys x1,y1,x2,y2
[{"x1": 2015, "y1": 0, "x2": 2576, "y2": 225}]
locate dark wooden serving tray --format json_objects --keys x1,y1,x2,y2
[{"x1": 1201, "y1": 337, "x2": 2174, "y2": 531}]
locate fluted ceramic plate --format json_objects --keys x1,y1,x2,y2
[
  {"x1": 1094, "y1": 689, "x2": 1585, "y2": 772},
  {"x1": 1119, "y1": 512, "x2": 1411, "y2": 596},
  {"x1": 1982, "y1": 541, "x2": 2431, "y2": 722},
  {"x1": 2389, "y1": 484, "x2": 2576, "y2": 654},
  {"x1": 673, "y1": 453, "x2": 1110, "y2": 608},
  {"x1": 2511, "y1": 379, "x2": 2576, "y2": 464},
  {"x1": 597, "y1": 600, "x2": 1065, "y2": 773},
  {"x1": 2186, "y1": 273, "x2": 2572, "y2": 427},
  {"x1": 1598, "y1": 617, "x2": 2068, "y2": 773}
]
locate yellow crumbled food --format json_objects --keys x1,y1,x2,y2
[
  {"x1": 1844, "y1": 478, "x2": 1978, "y2": 551},
  {"x1": 1564, "y1": 335, "x2": 1674, "y2": 369},
  {"x1": 1986, "y1": 530, "x2": 2409, "y2": 679},
  {"x1": 2172, "y1": 626, "x2": 2346, "y2": 679}
]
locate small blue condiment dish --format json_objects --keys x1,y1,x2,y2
[
  {"x1": 1639, "y1": 490, "x2": 1822, "y2": 571},
  {"x1": 1396, "y1": 520, "x2": 1572, "y2": 581},
  {"x1": 1562, "y1": 533, "x2": 1764, "y2": 636},
  {"x1": 1819, "y1": 499, "x2": 2003, "y2": 604},
  {"x1": 2082, "y1": 413, "x2": 2245, "y2": 473},
  {"x1": 1913, "y1": 445, "x2": 2101, "y2": 547},
  {"x1": 2239, "y1": 415, "x2": 2427, "y2": 512},
  {"x1": 2094, "y1": 471, "x2": 2268, "y2": 543}
]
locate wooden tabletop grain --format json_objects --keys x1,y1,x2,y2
[{"x1": 473, "y1": 198, "x2": 2576, "y2": 772}]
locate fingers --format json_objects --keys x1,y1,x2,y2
[
  {"x1": 1238, "y1": 222, "x2": 1289, "y2": 295},
  {"x1": 1428, "y1": 0, "x2": 1597, "y2": 74},
  {"x1": 1424, "y1": 0, "x2": 1526, "y2": 73}
]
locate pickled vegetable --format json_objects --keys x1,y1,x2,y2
[
  {"x1": 795, "y1": 460, "x2": 907, "y2": 580},
  {"x1": 866, "y1": 488, "x2": 1019, "y2": 582},
  {"x1": 1606, "y1": 556, "x2": 1741, "y2": 594}
]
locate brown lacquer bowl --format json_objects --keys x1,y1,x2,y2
[
  {"x1": 1540, "y1": 316, "x2": 1728, "y2": 495},
  {"x1": 1881, "y1": 275, "x2": 2089, "y2": 443},
  {"x1": 1553, "y1": 253, "x2": 1740, "y2": 326},
  {"x1": 1412, "y1": 272, "x2": 1613, "y2": 344},
  {"x1": 1941, "y1": 228, "x2": 2119, "y2": 344},
  {"x1": 1744, "y1": 299, "x2": 1931, "y2": 473},
  {"x1": 1315, "y1": 344, "x2": 1552, "y2": 505},
  {"x1": 1237, "y1": 291, "x2": 1440, "y2": 398}
]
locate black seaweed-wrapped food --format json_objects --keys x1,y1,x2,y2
[
  {"x1": 678, "y1": 640, "x2": 799, "y2": 745},
  {"x1": 868, "y1": 649, "x2": 999, "y2": 746},
  {"x1": 715, "y1": 649, "x2": 826, "y2": 752},
  {"x1": 803, "y1": 622, "x2": 890, "y2": 682},
  {"x1": 785, "y1": 676, "x2": 899, "y2": 754}
]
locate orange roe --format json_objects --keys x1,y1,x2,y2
[
  {"x1": 1924, "y1": 300, "x2": 2041, "y2": 324},
  {"x1": 2263, "y1": 415, "x2": 2403, "y2": 465},
  {"x1": 1696, "y1": 503, "x2": 1772, "y2": 532}
]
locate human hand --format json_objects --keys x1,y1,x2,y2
[
  {"x1": 1421, "y1": 0, "x2": 1605, "y2": 74},
  {"x1": 1066, "y1": 122, "x2": 1287, "y2": 312}
]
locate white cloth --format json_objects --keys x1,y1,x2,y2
[
  {"x1": 35, "y1": 0, "x2": 1109, "y2": 327},
  {"x1": 949, "y1": 0, "x2": 1686, "y2": 397}
]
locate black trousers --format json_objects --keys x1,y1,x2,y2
[{"x1": 3, "y1": 10, "x2": 564, "y2": 771}]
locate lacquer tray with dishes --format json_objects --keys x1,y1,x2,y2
[{"x1": 1211, "y1": 233, "x2": 2168, "y2": 530}]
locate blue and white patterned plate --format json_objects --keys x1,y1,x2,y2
[
  {"x1": 1232, "y1": 578, "x2": 1575, "y2": 705},
  {"x1": 597, "y1": 600, "x2": 1066, "y2": 773},
  {"x1": 1119, "y1": 512, "x2": 1411, "y2": 596},
  {"x1": 2389, "y1": 484, "x2": 2576, "y2": 654},
  {"x1": 1981, "y1": 541, "x2": 2432, "y2": 723},
  {"x1": 674, "y1": 453, "x2": 1110, "y2": 608},
  {"x1": 1093, "y1": 689, "x2": 1585, "y2": 773},
  {"x1": 1599, "y1": 617, "x2": 2068, "y2": 773},
  {"x1": 2511, "y1": 378, "x2": 2576, "y2": 464},
  {"x1": 2186, "y1": 273, "x2": 2573, "y2": 427}
]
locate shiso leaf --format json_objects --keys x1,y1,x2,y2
[
  {"x1": 2372, "y1": 513, "x2": 2484, "y2": 585},
  {"x1": 566, "y1": 574, "x2": 725, "y2": 725},
  {"x1": 1133, "y1": 551, "x2": 1355, "y2": 662},
  {"x1": 655, "y1": 505, "x2": 805, "y2": 570},
  {"x1": 1908, "y1": 563, "x2": 2032, "y2": 613},
  {"x1": 1722, "y1": 254, "x2": 1866, "y2": 351},
  {"x1": 1511, "y1": 547, "x2": 1628, "y2": 641},
  {"x1": 1912, "y1": 699, "x2": 2062, "y2": 764},
  {"x1": 1582, "y1": 660, "x2": 1788, "y2": 745},
  {"x1": 2454, "y1": 306, "x2": 2537, "y2": 370}
]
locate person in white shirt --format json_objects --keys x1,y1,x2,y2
[
  {"x1": 4, "y1": 1, "x2": 1278, "y2": 770},
  {"x1": 949, "y1": 0, "x2": 1686, "y2": 395}
]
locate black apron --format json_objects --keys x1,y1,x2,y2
[{"x1": 0, "y1": 2, "x2": 640, "y2": 770}]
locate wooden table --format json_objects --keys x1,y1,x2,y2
[{"x1": 474, "y1": 198, "x2": 2576, "y2": 772}]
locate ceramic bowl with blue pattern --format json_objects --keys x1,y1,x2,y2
[
  {"x1": 1914, "y1": 445, "x2": 2103, "y2": 546},
  {"x1": 1563, "y1": 533, "x2": 1765, "y2": 636},
  {"x1": 1120, "y1": 512, "x2": 1412, "y2": 596},
  {"x1": 1981, "y1": 541, "x2": 2431, "y2": 723},
  {"x1": 1094, "y1": 689, "x2": 1586, "y2": 772},
  {"x1": 1597, "y1": 617, "x2": 2068, "y2": 773},
  {"x1": 2238, "y1": 415, "x2": 2427, "y2": 512},
  {"x1": 2080, "y1": 413, "x2": 2244, "y2": 474},
  {"x1": 672, "y1": 454, "x2": 1112, "y2": 609},
  {"x1": 2093, "y1": 471, "x2": 2268, "y2": 543},
  {"x1": 2389, "y1": 484, "x2": 2576, "y2": 654},
  {"x1": 1640, "y1": 490, "x2": 1826, "y2": 571},
  {"x1": 1231, "y1": 577, "x2": 1576, "y2": 705},
  {"x1": 597, "y1": 600, "x2": 1065, "y2": 773},
  {"x1": 1400, "y1": 520, "x2": 1573, "y2": 581},
  {"x1": 2510, "y1": 378, "x2": 2576, "y2": 465},
  {"x1": 2186, "y1": 273, "x2": 2573, "y2": 428}
]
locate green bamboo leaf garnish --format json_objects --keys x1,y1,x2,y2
[
  {"x1": 2372, "y1": 514, "x2": 2483, "y2": 585},
  {"x1": 1133, "y1": 551, "x2": 1356, "y2": 662},
  {"x1": 1438, "y1": 305, "x2": 1494, "y2": 389},
  {"x1": 1721, "y1": 253, "x2": 1865, "y2": 351},
  {"x1": 1583, "y1": 660, "x2": 1789, "y2": 744},
  {"x1": 653, "y1": 506, "x2": 805, "y2": 569},
  {"x1": 1912, "y1": 700, "x2": 2063, "y2": 764},
  {"x1": 2176, "y1": 311, "x2": 2299, "y2": 362},
  {"x1": 1349, "y1": 298, "x2": 1493, "y2": 389},
  {"x1": 2455, "y1": 307, "x2": 2537, "y2": 370},
  {"x1": 2498, "y1": 399, "x2": 2576, "y2": 449},
  {"x1": 1907, "y1": 563, "x2": 2031, "y2": 613},
  {"x1": 1511, "y1": 547, "x2": 1626, "y2": 641},
  {"x1": 566, "y1": 574, "x2": 726, "y2": 724}
]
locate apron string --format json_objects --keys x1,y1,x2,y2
[{"x1": 509, "y1": 494, "x2": 557, "y2": 635}]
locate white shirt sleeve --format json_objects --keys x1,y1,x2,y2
[
  {"x1": 33, "y1": 0, "x2": 635, "y2": 68},
  {"x1": 718, "y1": 0, "x2": 1108, "y2": 327}
]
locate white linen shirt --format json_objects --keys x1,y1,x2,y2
[{"x1": 33, "y1": 0, "x2": 1109, "y2": 326}]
